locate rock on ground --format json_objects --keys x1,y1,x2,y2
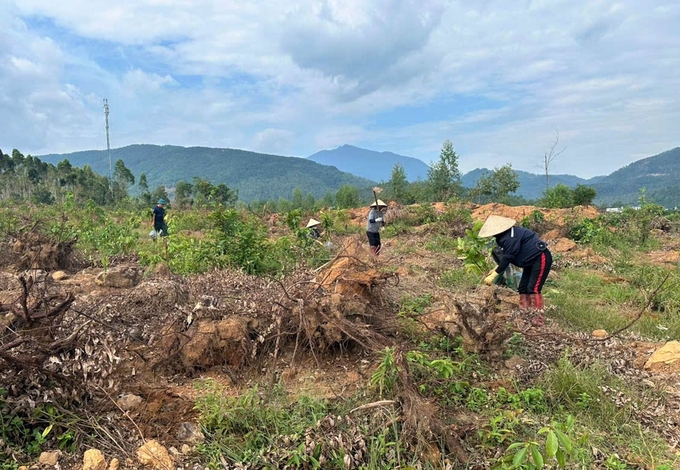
[
  {"x1": 116, "y1": 394, "x2": 144, "y2": 411},
  {"x1": 137, "y1": 439, "x2": 174, "y2": 469},
  {"x1": 83, "y1": 448, "x2": 107, "y2": 470},
  {"x1": 95, "y1": 265, "x2": 142, "y2": 288},
  {"x1": 644, "y1": 341, "x2": 680, "y2": 372},
  {"x1": 39, "y1": 451, "x2": 60, "y2": 466}
]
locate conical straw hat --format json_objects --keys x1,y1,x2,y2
[
  {"x1": 478, "y1": 215, "x2": 516, "y2": 237},
  {"x1": 306, "y1": 218, "x2": 321, "y2": 228},
  {"x1": 370, "y1": 199, "x2": 387, "y2": 207}
]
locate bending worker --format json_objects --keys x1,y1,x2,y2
[
  {"x1": 306, "y1": 218, "x2": 322, "y2": 239},
  {"x1": 366, "y1": 199, "x2": 387, "y2": 255},
  {"x1": 479, "y1": 215, "x2": 552, "y2": 326}
]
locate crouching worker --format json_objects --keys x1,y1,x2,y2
[
  {"x1": 366, "y1": 199, "x2": 387, "y2": 255},
  {"x1": 306, "y1": 218, "x2": 322, "y2": 239},
  {"x1": 479, "y1": 215, "x2": 552, "y2": 326}
]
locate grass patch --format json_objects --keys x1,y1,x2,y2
[
  {"x1": 549, "y1": 267, "x2": 680, "y2": 340},
  {"x1": 194, "y1": 379, "x2": 420, "y2": 469},
  {"x1": 541, "y1": 357, "x2": 634, "y2": 430},
  {"x1": 539, "y1": 356, "x2": 675, "y2": 468},
  {"x1": 439, "y1": 267, "x2": 480, "y2": 290},
  {"x1": 424, "y1": 235, "x2": 459, "y2": 252}
]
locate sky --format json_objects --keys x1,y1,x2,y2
[{"x1": 1, "y1": 0, "x2": 679, "y2": 178}]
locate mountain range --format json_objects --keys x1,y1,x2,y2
[
  {"x1": 39, "y1": 145, "x2": 373, "y2": 202},
  {"x1": 461, "y1": 169, "x2": 605, "y2": 201},
  {"x1": 38, "y1": 144, "x2": 680, "y2": 206}
]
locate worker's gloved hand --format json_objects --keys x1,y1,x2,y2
[
  {"x1": 375, "y1": 217, "x2": 383, "y2": 223},
  {"x1": 484, "y1": 271, "x2": 498, "y2": 285}
]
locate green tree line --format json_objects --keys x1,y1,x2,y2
[{"x1": 2, "y1": 141, "x2": 599, "y2": 213}]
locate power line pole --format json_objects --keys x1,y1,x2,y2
[{"x1": 103, "y1": 98, "x2": 112, "y2": 184}]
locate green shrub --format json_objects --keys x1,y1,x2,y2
[
  {"x1": 456, "y1": 220, "x2": 491, "y2": 275},
  {"x1": 567, "y1": 217, "x2": 605, "y2": 244},
  {"x1": 520, "y1": 210, "x2": 549, "y2": 233}
]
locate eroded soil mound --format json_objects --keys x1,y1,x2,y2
[{"x1": 471, "y1": 202, "x2": 600, "y2": 226}]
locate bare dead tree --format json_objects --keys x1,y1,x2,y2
[{"x1": 543, "y1": 130, "x2": 567, "y2": 190}]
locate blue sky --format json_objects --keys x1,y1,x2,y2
[{"x1": 1, "y1": 0, "x2": 679, "y2": 178}]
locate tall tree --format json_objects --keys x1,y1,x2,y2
[
  {"x1": 151, "y1": 186, "x2": 170, "y2": 207},
  {"x1": 572, "y1": 185, "x2": 597, "y2": 206},
  {"x1": 113, "y1": 159, "x2": 135, "y2": 201},
  {"x1": 174, "y1": 180, "x2": 193, "y2": 207},
  {"x1": 138, "y1": 173, "x2": 149, "y2": 193},
  {"x1": 387, "y1": 163, "x2": 409, "y2": 203},
  {"x1": 335, "y1": 184, "x2": 360, "y2": 209},
  {"x1": 427, "y1": 139, "x2": 461, "y2": 201},
  {"x1": 471, "y1": 165, "x2": 520, "y2": 203}
]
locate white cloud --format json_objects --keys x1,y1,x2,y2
[
  {"x1": 121, "y1": 69, "x2": 177, "y2": 96},
  {"x1": 252, "y1": 129, "x2": 295, "y2": 155},
  {"x1": 1, "y1": 0, "x2": 678, "y2": 178}
]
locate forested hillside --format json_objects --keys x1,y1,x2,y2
[
  {"x1": 39, "y1": 145, "x2": 375, "y2": 202},
  {"x1": 35, "y1": 143, "x2": 680, "y2": 207},
  {"x1": 592, "y1": 147, "x2": 680, "y2": 207},
  {"x1": 0, "y1": 147, "x2": 126, "y2": 205}
]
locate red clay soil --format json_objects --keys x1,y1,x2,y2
[{"x1": 471, "y1": 203, "x2": 601, "y2": 225}]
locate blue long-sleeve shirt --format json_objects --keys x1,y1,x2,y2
[{"x1": 494, "y1": 226, "x2": 547, "y2": 273}]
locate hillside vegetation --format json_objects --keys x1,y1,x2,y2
[
  {"x1": 38, "y1": 144, "x2": 680, "y2": 207},
  {"x1": 39, "y1": 144, "x2": 375, "y2": 202},
  {"x1": 593, "y1": 147, "x2": 680, "y2": 207},
  {"x1": 462, "y1": 168, "x2": 601, "y2": 201}
]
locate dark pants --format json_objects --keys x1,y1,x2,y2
[
  {"x1": 366, "y1": 231, "x2": 381, "y2": 254},
  {"x1": 518, "y1": 250, "x2": 552, "y2": 294},
  {"x1": 154, "y1": 221, "x2": 169, "y2": 237}
]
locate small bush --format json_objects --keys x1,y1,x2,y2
[{"x1": 567, "y1": 217, "x2": 606, "y2": 244}]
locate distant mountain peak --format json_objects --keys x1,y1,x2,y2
[{"x1": 308, "y1": 145, "x2": 430, "y2": 182}]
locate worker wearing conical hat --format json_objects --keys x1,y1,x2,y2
[
  {"x1": 479, "y1": 215, "x2": 552, "y2": 326},
  {"x1": 306, "y1": 218, "x2": 322, "y2": 240},
  {"x1": 366, "y1": 199, "x2": 387, "y2": 255}
]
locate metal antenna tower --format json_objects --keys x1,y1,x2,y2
[{"x1": 103, "y1": 98, "x2": 112, "y2": 182}]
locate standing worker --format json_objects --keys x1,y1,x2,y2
[
  {"x1": 366, "y1": 199, "x2": 387, "y2": 255},
  {"x1": 479, "y1": 215, "x2": 552, "y2": 326},
  {"x1": 152, "y1": 199, "x2": 169, "y2": 238}
]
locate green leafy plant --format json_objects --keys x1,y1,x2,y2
[
  {"x1": 496, "y1": 415, "x2": 583, "y2": 469},
  {"x1": 567, "y1": 217, "x2": 605, "y2": 244},
  {"x1": 371, "y1": 347, "x2": 399, "y2": 398},
  {"x1": 456, "y1": 220, "x2": 490, "y2": 274},
  {"x1": 480, "y1": 410, "x2": 521, "y2": 447},
  {"x1": 466, "y1": 387, "x2": 490, "y2": 411},
  {"x1": 520, "y1": 210, "x2": 548, "y2": 232}
]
